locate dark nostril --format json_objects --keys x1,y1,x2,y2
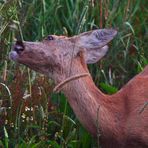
[
  {"x1": 14, "y1": 40, "x2": 24, "y2": 54},
  {"x1": 47, "y1": 35, "x2": 54, "y2": 40},
  {"x1": 14, "y1": 45, "x2": 24, "y2": 53}
]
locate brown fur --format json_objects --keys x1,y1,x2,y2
[{"x1": 62, "y1": 56, "x2": 148, "y2": 148}]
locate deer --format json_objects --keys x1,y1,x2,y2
[{"x1": 9, "y1": 29, "x2": 148, "y2": 148}]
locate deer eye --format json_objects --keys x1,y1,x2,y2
[{"x1": 47, "y1": 35, "x2": 54, "y2": 40}]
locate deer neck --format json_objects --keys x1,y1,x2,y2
[{"x1": 53, "y1": 58, "x2": 112, "y2": 136}]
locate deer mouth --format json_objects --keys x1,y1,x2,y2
[{"x1": 9, "y1": 40, "x2": 24, "y2": 61}]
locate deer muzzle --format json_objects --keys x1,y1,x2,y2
[{"x1": 9, "y1": 40, "x2": 24, "y2": 61}]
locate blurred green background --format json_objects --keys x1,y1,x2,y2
[{"x1": 0, "y1": 0, "x2": 147, "y2": 147}]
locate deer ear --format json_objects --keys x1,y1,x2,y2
[
  {"x1": 84, "y1": 45, "x2": 109, "y2": 64},
  {"x1": 70, "y1": 29, "x2": 117, "y2": 64}
]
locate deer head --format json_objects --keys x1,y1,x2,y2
[{"x1": 10, "y1": 29, "x2": 117, "y2": 82}]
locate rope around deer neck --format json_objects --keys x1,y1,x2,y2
[{"x1": 53, "y1": 73, "x2": 90, "y2": 93}]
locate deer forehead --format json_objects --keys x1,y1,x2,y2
[{"x1": 41, "y1": 38, "x2": 78, "y2": 54}]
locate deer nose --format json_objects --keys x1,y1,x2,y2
[{"x1": 13, "y1": 40, "x2": 24, "y2": 54}]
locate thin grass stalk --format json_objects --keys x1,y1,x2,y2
[
  {"x1": 4, "y1": 126, "x2": 9, "y2": 148},
  {"x1": 27, "y1": 68, "x2": 32, "y2": 97},
  {"x1": 15, "y1": 100, "x2": 24, "y2": 139},
  {"x1": 124, "y1": 0, "x2": 131, "y2": 21},
  {"x1": 99, "y1": 0, "x2": 103, "y2": 28},
  {"x1": 76, "y1": 5, "x2": 88, "y2": 34},
  {"x1": 0, "y1": 83, "x2": 12, "y2": 107},
  {"x1": 2, "y1": 60, "x2": 7, "y2": 82}
]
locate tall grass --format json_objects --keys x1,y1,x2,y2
[{"x1": 0, "y1": 0, "x2": 147, "y2": 147}]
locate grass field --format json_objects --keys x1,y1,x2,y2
[{"x1": 0, "y1": 0, "x2": 147, "y2": 147}]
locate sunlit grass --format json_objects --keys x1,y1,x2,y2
[{"x1": 0, "y1": 0, "x2": 147, "y2": 147}]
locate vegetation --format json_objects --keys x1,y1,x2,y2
[{"x1": 0, "y1": 0, "x2": 147, "y2": 147}]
